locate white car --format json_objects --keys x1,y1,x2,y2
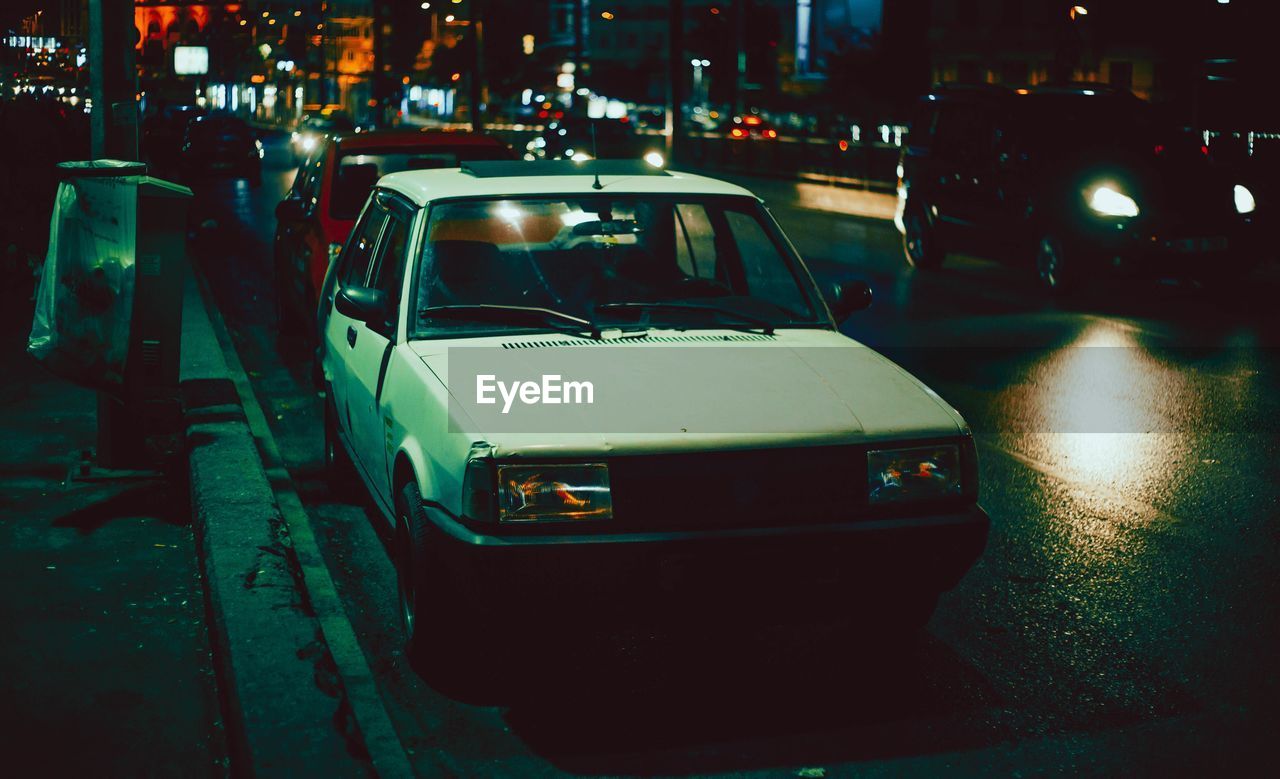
[{"x1": 318, "y1": 160, "x2": 988, "y2": 668}]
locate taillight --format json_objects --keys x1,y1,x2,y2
[
  {"x1": 838, "y1": 139, "x2": 849, "y2": 151},
  {"x1": 765, "y1": 129, "x2": 777, "y2": 139},
  {"x1": 730, "y1": 128, "x2": 746, "y2": 138},
  {"x1": 1201, "y1": 145, "x2": 1209, "y2": 155}
]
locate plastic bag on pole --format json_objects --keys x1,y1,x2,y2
[{"x1": 27, "y1": 168, "x2": 139, "y2": 395}]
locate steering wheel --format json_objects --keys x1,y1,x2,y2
[{"x1": 673, "y1": 275, "x2": 734, "y2": 298}]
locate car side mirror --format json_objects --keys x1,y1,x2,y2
[
  {"x1": 275, "y1": 197, "x2": 308, "y2": 222},
  {"x1": 335, "y1": 285, "x2": 390, "y2": 325},
  {"x1": 827, "y1": 279, "x2": 872, "y2": 322}
]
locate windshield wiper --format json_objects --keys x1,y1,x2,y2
[
  {"x1": 595, "y1": 301, "x2": 780, "y2": 335},
  {"x1": 420, "y1": 304, "x2": 634, "y2": 340}
]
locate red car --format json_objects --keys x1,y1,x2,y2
[{"x1": 273, "y1": 129, "x2": 514, "y2": 334}]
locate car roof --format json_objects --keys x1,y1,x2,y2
[
  {"x1": 378, "y1": 166, "x2": 759, "y2": 207},
  {"x1": 335, "y1": 128, "x2": 510, "y2": 151}
]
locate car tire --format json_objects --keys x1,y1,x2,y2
[
  {"x1": 323, "y1": 395, "x2": 355, "y2": 493},
  {"x1": 903, "y1": 202, "x2": 946, "y2": 270},
  {"x1": 1035, "y1": 234, "x2": 1077, "y2": 295},
  {"x1": 274, "y1": 256, "x2": 303, "y2": 338},
  {"x1": 395, "y1": 481, "x2": 498, "y2": 685}
]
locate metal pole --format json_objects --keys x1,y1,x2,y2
[
  {"x1": 734, "y1": 0, "x2": 746, "y2": 116},
  {"x1": 373, "y1": 2, "x2": 385, "y2": 123},
  {"x1": 88, "y1": 0, "x2": 138, "y2": 159},
  {"x1": 471, "y1": 1, "x2": 486, "y2": 132},
  {"x1": 572, "y1": 0, "x2": 586, "y2": 112},
  {"x1": 666, "y1": 0, "x2": 683, "y2": 162}
]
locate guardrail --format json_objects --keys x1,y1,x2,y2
[{"x1": 461, "y1": 120, "x2": 901, "y2": 193}]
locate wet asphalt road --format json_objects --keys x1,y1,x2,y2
[{"x1": 185, "y1": 137, "x2": 1277, "y2": 776}]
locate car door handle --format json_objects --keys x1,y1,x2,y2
[{"x1": 347, "y1": 326, "x2": 357, "y2": 347}]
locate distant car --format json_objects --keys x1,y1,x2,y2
[
  {"x1": 524, "y1": 118, "x2": 662, "y2": 165},
  {"x1": 317, "y1": 159, "x2": 989, "y2": 671},
  {"x1": 273, "y1": 128, "x2": 514, "y2": 338},
  {"x1": 291, "y1": 112, "x2": 355, "y2": 164},
  {"x1": 897, "y1": 84, "x2": 1262, "y2": 292},
  {"x1": 720, "y1": 114, "x2": 779, "y2": 141},
  {"x1": 142, "y1": 104, "x2": 205, "y2": 171},
  {"x1": 179, "y1": 114, "x2": 262, "y2": 184}
]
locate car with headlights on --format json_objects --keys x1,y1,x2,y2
[
  {"x1": 318, "y1": 159, "x2": 989, "y2": 670},
  {"x1": 273, "y1": 128, "x2": 513, "y2": 337},
  {"x1": 290, "y1": 110, "x2": 355, "y2": 164},
  {"x1": 897, "y1": 84, "x2": 1262, "y2": 292}
]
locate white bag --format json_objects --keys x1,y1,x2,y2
[{"x1": 28, "y1": 162, "x2": 140, "y2": 394}]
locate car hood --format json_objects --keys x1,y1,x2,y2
[{"x1": 409, "y1": 328, "x2": 967, "y2": 458}]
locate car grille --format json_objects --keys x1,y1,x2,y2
[{"x1": 607, "y1": 445, "x2": 865, "y2": 531}]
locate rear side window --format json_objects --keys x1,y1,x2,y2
[
  {"x1": 933, "y1": 103, "x2": 997, "y2": 160},
  {"x1": 337, "y1": 205, "x2": 388, "y2": 288},
  {"x1": 907, "y1": 103, "x2": 938, "y2": 146},
  {"x1": 330, "y1": 145, "x2": 513, "y2": 220}
]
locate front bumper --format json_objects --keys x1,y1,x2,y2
[
  {"x1": 423, "y1": 504, "x2": 990, "y2": 623},
  {"x1": 1069, "y1": 214, "x2": 1260, "y2": 276}
]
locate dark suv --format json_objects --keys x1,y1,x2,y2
[{"x1": 897, "y1": 84, "x2": 1261, "y2": 292}]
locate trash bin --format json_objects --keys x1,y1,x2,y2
[{"x1": 28, "y1": 160, "x2": 193, "y2": 468}]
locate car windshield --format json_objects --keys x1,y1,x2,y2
[
  {"x1": 330, "y1": 145, "x2": 512, "y2": 219},
  {"x1": 187, "y1": 117, "x2": 250, "y2": 143},
  {"x1": 303, "y1": 114, "x2": 354, "y2": 133},
  {"x1": 412, "y1": 195, "x2": 824, "y2": 338}
]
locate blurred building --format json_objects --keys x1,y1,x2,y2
[{"x1": 924, "y1": 0, "x2": 1280, "y2": 130}]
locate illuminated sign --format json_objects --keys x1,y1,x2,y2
[{"x1": 173, "y1": 45, "x2": 209, "y2": 75}]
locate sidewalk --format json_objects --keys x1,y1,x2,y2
[{"x1": 0, "y1": 309, "x2": 225, "y2": 773}]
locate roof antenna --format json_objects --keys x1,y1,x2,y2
[{"x1": 590, "y1": 121, "x2": 603, "y2": 189}]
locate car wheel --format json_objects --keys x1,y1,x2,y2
[
  {"x1": 395, "y1": 481, "x2": 496, "y2": 680},
  {"x1": 323, "y1": 395, "x2": 355, "y2": 491},
  {"x1": 274, "y1": 258, "x2": 302, "y2": 337},
  {"x1": 903, "y1": 202, "x2": 946, "y2": 270},
  {"x1": 1035, "y1": 234, "x2": 1075, "y2": 294}
]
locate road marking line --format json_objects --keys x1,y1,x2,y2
[{"x1": 196, "y1": 276, "x2": 414, "y2": 779}]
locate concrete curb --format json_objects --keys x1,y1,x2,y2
[{"x1": 180, "y1": 272, "x2": 374, "y2": 777}]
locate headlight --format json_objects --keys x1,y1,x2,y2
[
  {"x1": 1234, "y1": 184, "x2": 1256, "y2": 214},
  {"x1": 867, "y1": 444, "x2": 967, "y2": 505},
  {"x1": 1088, "y1": 184, "x2": 1139, "y2": 217},
  {"x1": 300, "y1": 135, "x2": 318, "y2": 152},
  {"x1": 570, "y1": 151, "x2": 593, "y2": 162},
  {"x1": 290, "y1": 131, "x2": 300, "y2": 143},
  {"x1": 496, "y1": 463, "x2": 612, "y2": 522},
  {"x1": 643, "y1": 151, "x2": 665, "y2": 168}
]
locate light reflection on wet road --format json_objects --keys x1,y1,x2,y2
[{"x1": 184, "y1": 136, "x2": 1278, "y2": 775}]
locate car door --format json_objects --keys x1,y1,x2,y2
[
  {"x1": 323, "y1": 201, "x2": 388, "y2": 449},
  {"x1": 277, "y1": 148, "x2": 326, "y2": 317},
  {"x1": 346, "y1": 193, "x2": 414, "y2": 500},
  {"x1": 929, "y1": 101, "x2": 999, "y2": 249}
]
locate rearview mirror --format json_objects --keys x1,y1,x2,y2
[
  {"x1": 827, "y1": 279, "x2": 872, "y2": 322},
  {"x1": 275, "y1": 197, "x2": 308, "y2": 222},
  {"x1": 335, "y1": 285, "x2": 390, "y2": 326}
]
